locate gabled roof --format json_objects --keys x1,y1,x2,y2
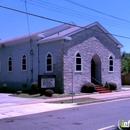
[
  {"x1": 37, "y1": 22, "x2": 123, "y2": 48},
  {"x1": 0, "y1": 21, "x2": 123, "y2": 48},
  {"x1": 0, "y1": 22, "x2": 75, "y2": 47}
]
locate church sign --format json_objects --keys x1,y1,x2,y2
[{"x1": 38, "y1": 75, "x2": 56, "y2": 88}]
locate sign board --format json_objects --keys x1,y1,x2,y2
[
  {"x1": 38, "y1": 75, "x2": 56, "y2": 88},
  {"x1": 41, "y1": 78, "x2": 55, "y2": 88}
]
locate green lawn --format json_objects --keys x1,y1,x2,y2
[
  {"x1": 12, "y1": 93, "x2": 76, "y2": 99},
  {"x1": 11, "y1": 93, "x2": 100, "y2": 104},
  {"x1": 46, "y1": 97, "x2": 100, "y2": 104}
]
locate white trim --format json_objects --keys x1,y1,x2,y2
[
  {"x1": 95, "y1": 22, "x2": 123, "y2": 48},
  {"x1": 8, "y1": 56, "x2": 13, "y2": 72},
  {"x1": 108, "y1": 55, "x2": 114, "y2": 72},
  {"x1": 21, "y1": 54, "x2": 27, "y2": 71},
  {"x1": 0, "y1": 22, "x2": 123, "y2": 48},
  {"x1": 37, "y1": 36, "x2": 72, "y2": 44},
  {"x1": 45, "y1": 52, "x2": 53, "y2": 73},
  {"x1": 74, "y1": 52, "x2": 83, "y2": 72},
  {"x1": 65, "y1": 22, "x2": 123, "y2": 48}
]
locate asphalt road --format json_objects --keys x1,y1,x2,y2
[{"x1": 0, "y1": 98, "x2": 130, "y2": 130}]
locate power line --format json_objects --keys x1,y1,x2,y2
[
  {"x1": 0, "y1": 4, "x2": 130, "y2": 40},
  {"x1": 65, "y1": 0, "x2": 130, "y2": 23},
  {"x1": 25, "y1": 0, "x2": 130, "y2": 29}
]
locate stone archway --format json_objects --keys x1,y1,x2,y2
[{"x1": 91, "y1": 54, "x2": 101, "y2": 84}]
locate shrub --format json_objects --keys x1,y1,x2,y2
[
  {"x1": 105, "y1": 82, "x2": 109, "y2": 88},
  {"x1": 45, "y1": 89, "x2": 54, "y2": 97},
  {"x1": 29, "y1": 82, "x2": 39, "y2": 95},
  {"x1": 105, "y1": 82, "x2": 117, "y2": 90},
  {"x1": 31, "y1": 82, "x2": 39, "y2": 89},
  {"x1": 108, "y1": 82, "x2": 117, "y2": 90},
  {"x1": 81, "y1": 82, "x2": 95, "y2": 93}
]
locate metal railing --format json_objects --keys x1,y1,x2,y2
[
  {"x1": 92, "y1": 77, "x2": 103, "y2": 92},
  {"x1": 92, "y1": 77, "x2": 102, "y2": 86}
]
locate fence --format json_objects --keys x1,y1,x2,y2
[{"x1": 121, "y1": 72, "x2": 130, "y2": 85}]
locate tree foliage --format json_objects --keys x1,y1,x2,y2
[{"x1": 121, "y1": 52, "x2": 130, "y2": 75}]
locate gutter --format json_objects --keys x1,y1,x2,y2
[{"x1": 37, "y1": 36, "x2": 72, "y2": 44}]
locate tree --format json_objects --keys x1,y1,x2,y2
[{"x1": 121, "y1": 52, "x2": 130, "y2": 75}]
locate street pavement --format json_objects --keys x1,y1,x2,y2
[
  {"x1": 1, "y1": 97, "x2": 130, "y2": 130},
  {"x1": 0, "y1": 89, "x2": 130, "y2": 119}
]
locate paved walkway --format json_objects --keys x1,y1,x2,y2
[{"x1": 0, "y1": 90, "x2": 130, "y2": 119}]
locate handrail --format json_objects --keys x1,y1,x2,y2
[{"x1": 92, "y1": 77, "x2": 102, "y2": 85}]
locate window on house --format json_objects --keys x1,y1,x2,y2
[
  {"x1": 46, "y1": 53, "x2": 53, "y2": 72},
  {"x1": 109, "y1": 56, "x2": 113, "y2": 72},
  {"x1": 8, "y1": 57, "x2": 12, "y2": 72},
  {"x1": 22, "y1": 55, "x2": 27, "y2": 71},
  {"x1": 75, "y1": 53, "x2": 82, "y2": 71}
]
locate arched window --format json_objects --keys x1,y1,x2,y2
[
  {"x1": 75, "y1": 52, "x2": 82, "y2": 71},
  {"x1": 46, "y1": 53, "x2": 53, "y2": 72},
  {"x1": 22, "y1": 55, "x2": 27, "y2": 71},
  {"x1": 109, "y1": 56, "x2": 113, "y2": 72},
  {"x1": 8, "y1": 57, "x2": 12, "y2": 72}
]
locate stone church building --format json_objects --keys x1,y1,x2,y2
[{"x1": 0, "y1": 22, "x2": 123, "y2": 93}]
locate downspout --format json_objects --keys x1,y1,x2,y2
[
  {"x1": 30, "y1": 39, "x2": 34, "y2": 82},
  {"x1": 38, "y1": 44, "x2": 40, "y2": 75}
]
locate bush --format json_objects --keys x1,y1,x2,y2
[
  {"x1": 81, "y1": 82, "x2": 95, "y2": 93},
  {"x1": 29, "y1": 82, "x2": 39, "y2": 95},
  {"x1": 31, "y1": 82, "x2": 39, "y2": 89},
  {"x1": 105, "y1": 82, "x2": 109, "y2": 88},
  {"x1": 45, "y1": 89, "x2": 54, "y2": 97},
  {"x1": 105, "y1": 82, "x2": 117, "y2": 90},
  {"x1": 108, "y1": 82, "x2": 117, "y2": 90}
]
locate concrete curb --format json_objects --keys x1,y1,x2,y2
[
  {"x1": 77, "y1": 96, "x2": 130, "y2": 105},
  {"x1": 16, "y1": 95, "x2": 130, "y2": 106}
]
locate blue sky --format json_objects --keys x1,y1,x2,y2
[{"x1": 0, "y1": 0, "x2": 130, "y2": 52}]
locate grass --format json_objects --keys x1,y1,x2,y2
[
  {"x1": 46, "y1": 97, "x2": 100, "y2": 104},
  {"x1": 12, "y1": 93, "x2": 42, "y2": 98},
  {"x1": 11, "y1": 93, "x2": 75, "y2": 99},
  {"x1": 11, "y1": 92, "x2": 100, "y2": 104}
]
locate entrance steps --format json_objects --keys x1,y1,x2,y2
[{"x1": 95, "y1": 85, "x2": 112, "y2": 93}]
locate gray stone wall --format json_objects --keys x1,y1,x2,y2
[{"x1": 63, "y1": 25, "x2": 121, "y2": 93}]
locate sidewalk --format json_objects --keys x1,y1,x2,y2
[
  {"x1": 16, "y1": 89, "x2": 130, "y2": 105},
  {"x1": 0, "y1": 90, "x2": 130, "y2": 119}
]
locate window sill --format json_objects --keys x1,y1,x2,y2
[
  {"x1": 8, "y1": 71, "x2": 13, "y2": 73},
  {"x1": 108, "y1": 71, "x2": 114, "y2": 74},
  {"x1": 21, "y1": 70, "x2": 27, "y2": 72},
  {"x1": 74, "y1": 71, "x2": 83, "y2": 74}
]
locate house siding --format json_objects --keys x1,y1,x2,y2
[
  {"x1": 0, "y1": 41, "x2": 35, "y2": 91},
  {"x1": 38, "y1": 40, "x2": 64, "y2": 92}
]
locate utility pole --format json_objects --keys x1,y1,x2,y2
[{"x1": 71, "y1": 56, "x2": 74, "y2": 103}]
